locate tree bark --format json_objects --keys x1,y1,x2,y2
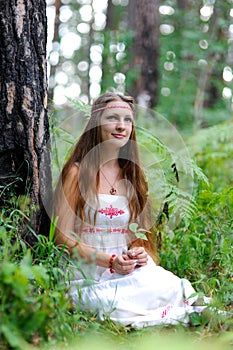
[
  {"x1": 127, "y1": 0, "x2": 160, "y2": 108},
  {"x1": 0, "y1": 0, "x2": 52, "y2": 243}
]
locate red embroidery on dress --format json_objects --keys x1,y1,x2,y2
[
  {"x1": 98, "y1": 205, "x2": 125, "y2": 219},
  {"x1": 82, "y1": 227, "x2": 129, "y2": 234},
  {"x1": 161, "y1": 305, "x2": 173, "y2": 319}
]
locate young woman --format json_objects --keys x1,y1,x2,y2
[{"x1": 54, "y1": 92, "x2": 207, "y2": 328}]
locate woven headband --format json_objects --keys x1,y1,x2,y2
[{"x1": 93, "y1": 105, "x2": 133, "y2": 113}]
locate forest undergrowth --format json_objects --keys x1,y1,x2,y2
[{"x1": 0, "y1": 121, "x2": 232, "y2": 350}]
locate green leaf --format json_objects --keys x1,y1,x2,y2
[
  {"x1": 0, "y1": 324, "x2": 31, "y2": 349},
  {"x1": 135, "y1": 232, "x2": 148, "y2": 241},
  {"x1": 129, "y1": 223, "x2": 139, "y2": 233},
  {"x1": 138, "y1": 228, "x2": 148, "y2": 233}
]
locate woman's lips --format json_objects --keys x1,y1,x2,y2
[{"x1": 112, "y1": 134, "x2": 125, "y2": 139}]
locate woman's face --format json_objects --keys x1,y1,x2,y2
[{"x1": 100, "y1": 100, "x2": 134, "y2": 148}]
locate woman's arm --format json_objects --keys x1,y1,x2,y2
[{"x1": 54, "y1": 164, "x2": 79, "y2": 249}]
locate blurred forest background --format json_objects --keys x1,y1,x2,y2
[{"x1": 47, "y1": 0, "x2": 233, "y2": 132}]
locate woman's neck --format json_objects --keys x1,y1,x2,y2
[
  {"x1": 100, "y1": 159, "x2": 120, "y2": 171},
  {"x1": 99, "y1": 147, "x2": 120, "y2": 170}
]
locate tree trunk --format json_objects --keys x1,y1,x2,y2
[
  {"x1": 48, "y1": 0, "x2": 62, "y2": 106},
  {"x1": 0, "y1": 0, "x2": 52, "y2": 244},
  {"x1": 101, "y1": 0, "x2": 123, "y2": 93},
  {"x1": 194, "y1": 2, "x2": 228, "y2": 129},
  {"x1": 127, "y1": 0, "x2": 160, "y2": 108}
]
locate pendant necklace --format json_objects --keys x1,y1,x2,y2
[{"x1": 100, "y1": 169, "x2": 120, "y2": 195}]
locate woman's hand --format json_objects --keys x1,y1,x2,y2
[
  {"x1": 127, "y1": 247, "x2": 148, "y2": 266},
  {"x1": 112, "y1": 254, "x2": 136, "y2": 275}
]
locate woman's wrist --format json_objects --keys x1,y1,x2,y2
[{"x1": 109, "y1": 254, "x2": 117, "y2": 273}]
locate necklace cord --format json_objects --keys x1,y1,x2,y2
[{"x1": 100, "y1": 169, "x2": 121, "y2": 195}]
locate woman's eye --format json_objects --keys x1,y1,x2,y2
[
  {"x1": 125, "y1": 117, "x2": 133, "y2": 123},
  {"x1": 105, "y1": 115, "x2": 133, "y2": 123},
  {"x1": 106, "y1": 115, "x2": 117, "y2": 121}
]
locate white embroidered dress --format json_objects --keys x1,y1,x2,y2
[{"x1": 68, "y1": 194, "x2": 207, "y2": 328}]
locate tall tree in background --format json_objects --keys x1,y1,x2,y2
[
  {"x1": 194, "y1": 1, "x2": 230, "y2": 129},
  {"x1": 48, "y1": 0, "x2": 62, "y2": 105},
  {"x1": 127, "y1": 0, "x2": 160, "y2": 108},
  {"x1": 101, "y1": 0, "x2": 120, "y2": 92},
  {"x1": 0, "y1": 0, "x2": 52, "y2": 242},
  {"x1": 101, "y1": 1, "x2": 130, "y2": 94}
]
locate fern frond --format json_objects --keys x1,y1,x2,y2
[
  {"x1": 67, "y1": 97, "x2": 91, "y2": 117},
  {"x1": 136, "y1": 126, "x2": 203, "y2": 226},
  {"x1": 188, "y1": 122, "x2": 233, "y2": 157}
]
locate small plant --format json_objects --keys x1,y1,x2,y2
[{"x1": 129, "y1": 223, "x2": 148, "y2": 241}]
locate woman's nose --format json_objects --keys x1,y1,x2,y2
[{"x1": 116, "y1": 119, "x2": 125, "y2": 130}]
